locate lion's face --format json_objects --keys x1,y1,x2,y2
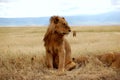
[{"x1": 50, "y1": 16, "x2": 71, "y2": 35}]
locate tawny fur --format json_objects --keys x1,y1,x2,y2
[
  {"x1": 97, "y1": 53, "x2": 120, "y2": 69},
  {"x1": 43, "y1": 16, "x2": 76, "y2": 71},
  {"x1": 73, "y1": 55, "x2": 89, "y2": 68}
]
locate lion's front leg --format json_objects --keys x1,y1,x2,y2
[
  {"x1": 46, "y1": 52, "x2": 53, "y2": 69},
  {"x1": 58, "y1": 49, "x2": 65, "y2": 72}
]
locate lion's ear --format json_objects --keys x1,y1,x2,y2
[
  {"x1": 62, "y1": 17, "x2": 65, "y2": 19},
  {"x1": 50, "y1": 16, "x2": 59, "y2": 24},
  {"x1": 54, "y1": 17, "x2": 59, "y2": 24},
  {"x1": 72, "y1": 58, "x2": 75, "y2": 61}
]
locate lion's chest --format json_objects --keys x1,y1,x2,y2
[{"x1": 47, "y1": 40, "x2": 65, "y2": 55}]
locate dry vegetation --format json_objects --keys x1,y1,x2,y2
[{"x1": 0, "y1": 26, "x2": 120, "y2": 80}]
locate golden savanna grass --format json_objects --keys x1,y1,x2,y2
[{"x1": 0, "y1": 26, "x2": 120, "y2": 80}]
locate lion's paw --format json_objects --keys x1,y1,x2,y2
[{"x1": 65, "y1": 61, "x2": 76, "y2": 71}]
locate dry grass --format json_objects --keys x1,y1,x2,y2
[{"x1": 0, "y1": 26, "x2": 120, "y2": 80}]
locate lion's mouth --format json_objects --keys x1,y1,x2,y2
[
  {"x1": 55, "y1": 30, "x2": 69, "y2": 35},
  {"x1": 62, "y1": 32, "x2": 69, "y2": 35},
  {"x1": 62, "y1": 29, "x2": 71, "y2": 35}
]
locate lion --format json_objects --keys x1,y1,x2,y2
[
  {"x1": 110, "y1": 53, "x2": 120, "y2": 69},
  {"x1": 111, "y1": 58, "x2": 120, "y2": 69},
  {"x1": 97, "y1": 53, "x2": 115, "y2": 67},
  {"x1": 72, "y1": 55, "x2": 89, "y2": 68},
  {"x1": 43, "y1": 16, "x2": 76, "y2": 72},
  {"x1": 97, "y1": 53, "x2": 120, "y2": 69}
]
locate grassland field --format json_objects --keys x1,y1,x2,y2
[{"x1": 0, "y1": 26, "x2": 120, "y2": 80}]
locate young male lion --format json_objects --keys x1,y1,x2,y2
[{"x1": 43, "y1": 16, "x2": 76, "y2": 72}]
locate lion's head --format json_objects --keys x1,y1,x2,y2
[
  {"x1": 43, "y1": 16, "x2": 71, "y2": 43},
  {"x1": 49, "y1": 16, "x2": 71, "y2": 35}
]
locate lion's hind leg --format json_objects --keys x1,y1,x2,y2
[{"x1": 64, "y1": 39, "x2": 76, "y2": 70}]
